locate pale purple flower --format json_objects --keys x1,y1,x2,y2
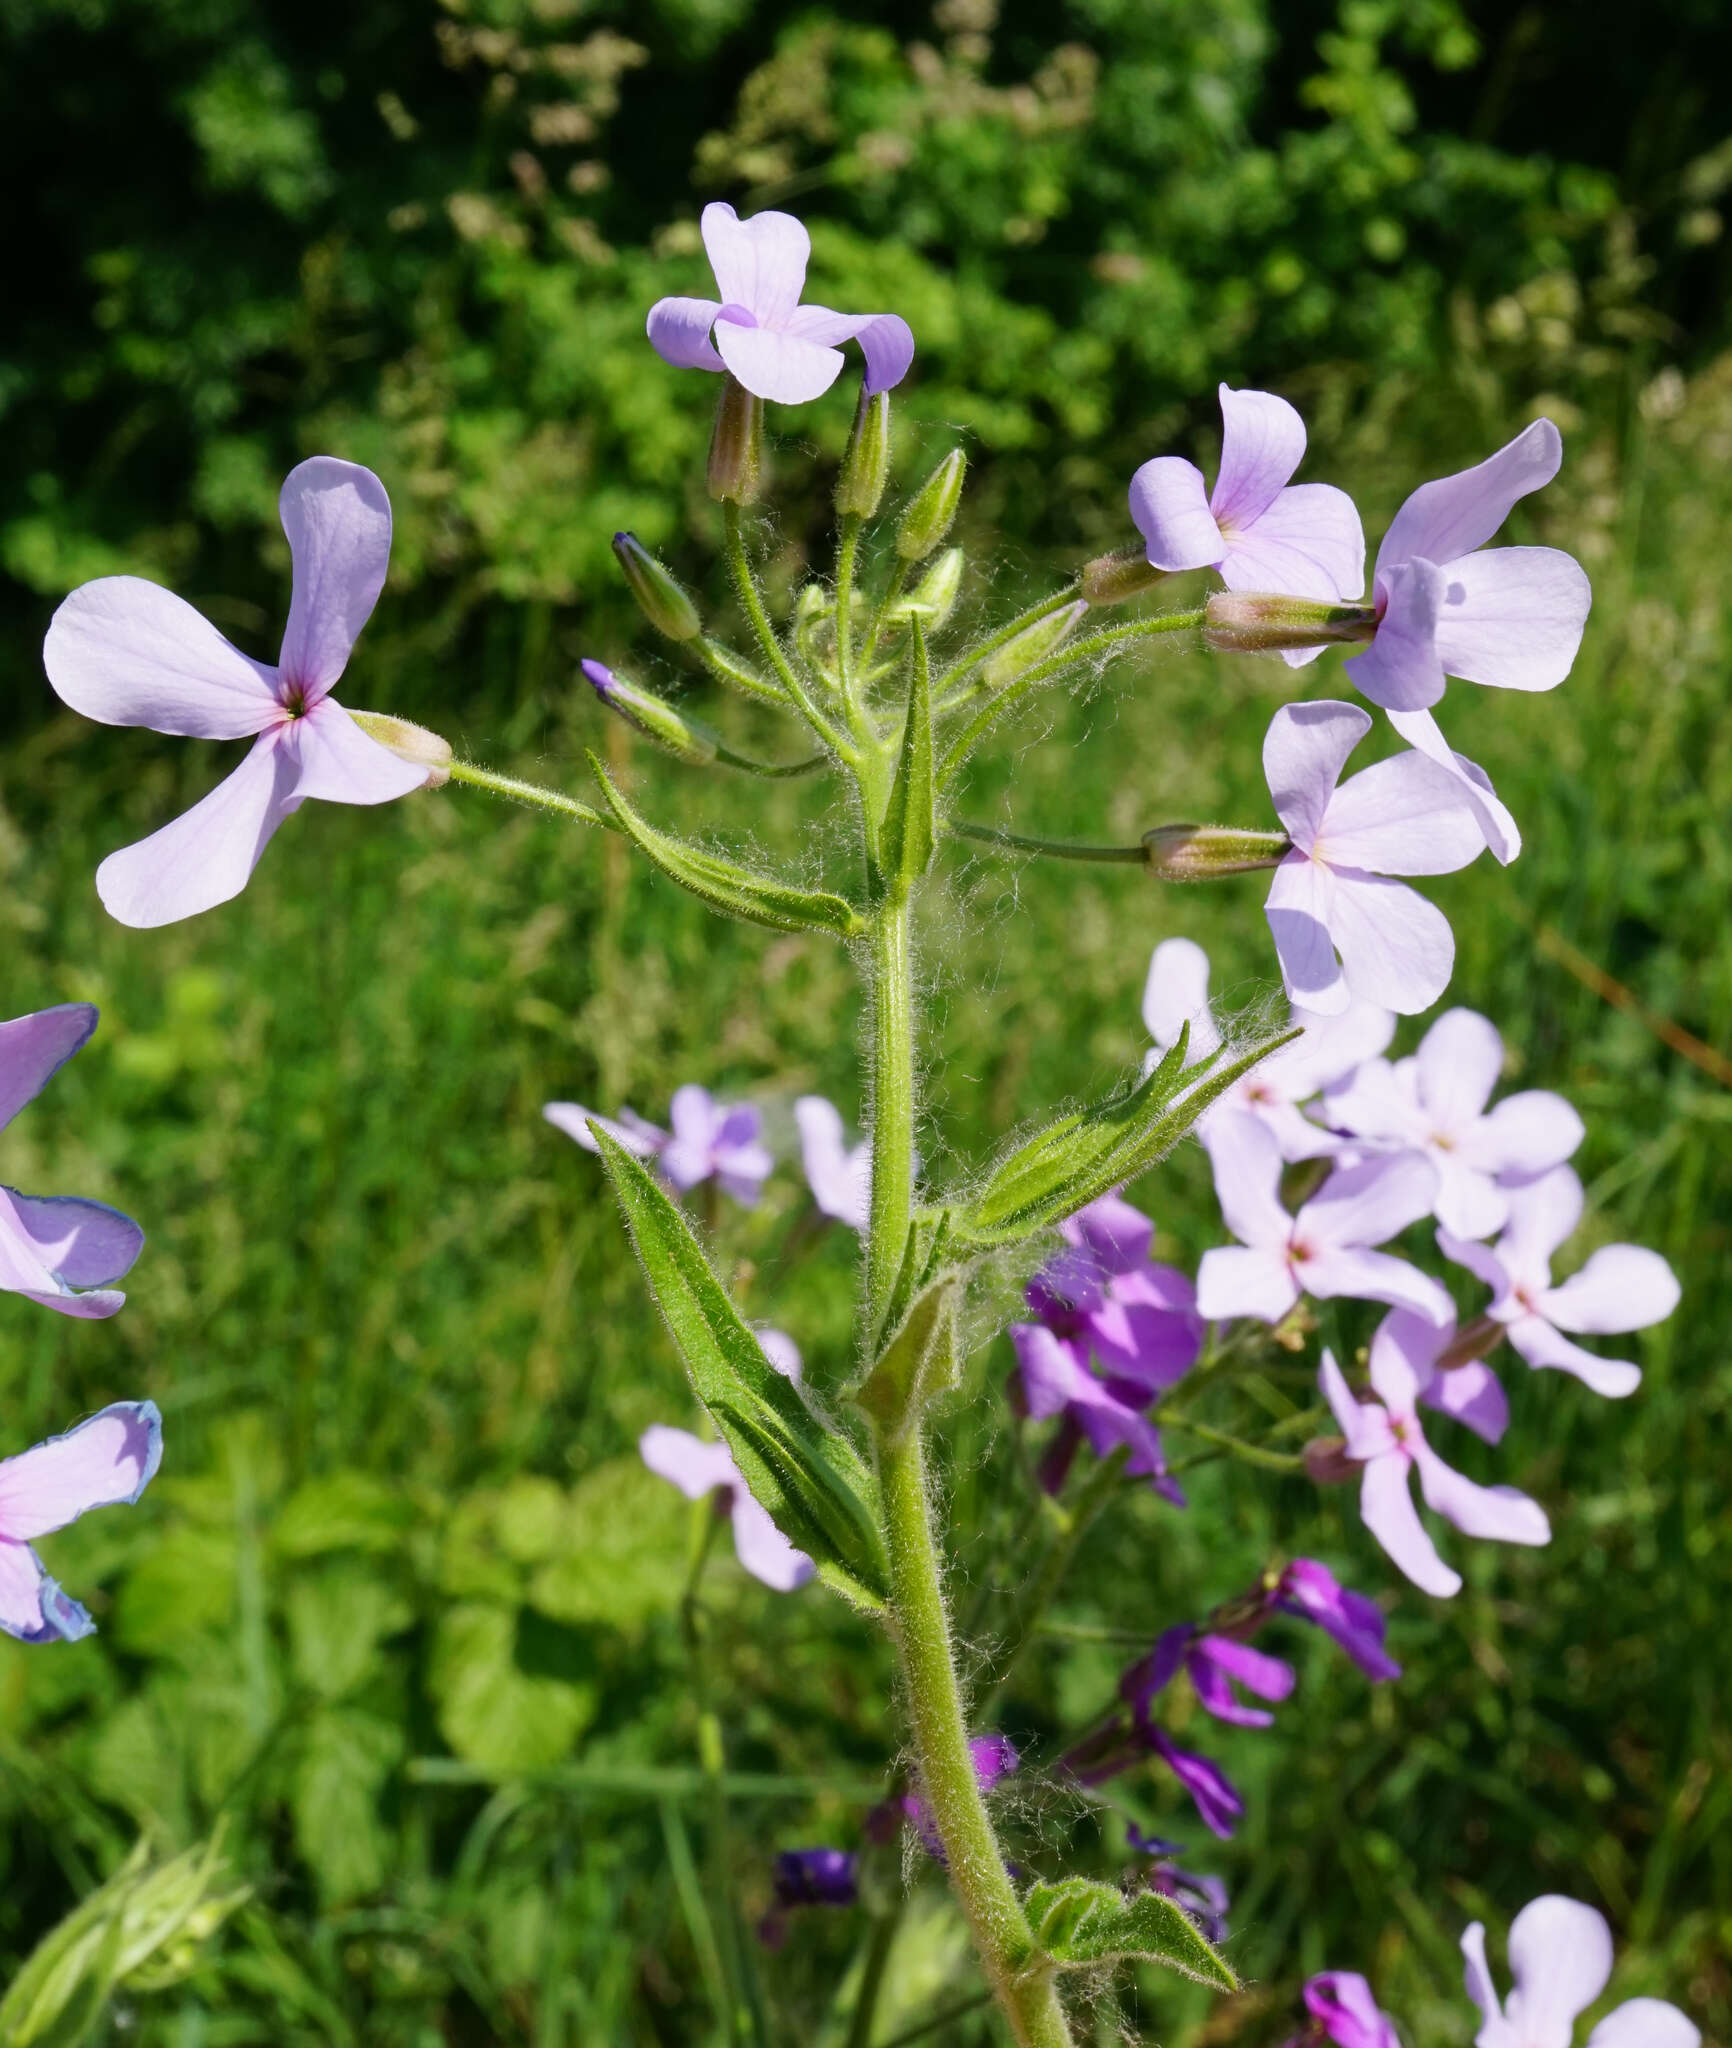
[
  {"x1": 1343, "y1": 420, "x2": 1592, "y2": 715},
  {"x1": 1318, "y1": 1317, "x2": 1550, "y2": 1598},
  {"x1": 1196, "y1": 1112, "x2": 1452, "y2": 1326},
  {"x1": 1302, "y1": 1973, "x2": 1402, "y2": 2048},
  {"x1": 793, "y1": 1095, "x2": 870, "y2": 1230},
  {"x1": 1130, "y1": 386, "x2": 1365, "y2": 664},
  {"x1": 1147, "y1": 1730, "x2": 1244, "y2": 1840},
  {"x1": 0, "y1": 1402, "x2": 162, "y2": 1642},
  {"x1": 1141, "y1": 936, "x2": 1394, "y2": 1160},
  {"x1": 1462, "y1": 1896, "x2": 1698, "y2": 2048},
  {"x1": 1373, "y1": 1309, "x2": 1511, "y2": 1446},
  {"x1": 1322, "y1": 1007, "x2": 1584, "y2": 1238},
  {"x1": 545, "y1": 1084, "x2": 773, "y2": 1207},
  {"x1": 1439, "y1": 1167, "x2": 1679, "y2": 1399},
  {"x1": 1263, "y1": 701, "x2": 1490, "y2": 1017},
  {"x1": 45, "y1": 460, "x2": 433, "y2": 928},
  {"x1": 639, "y1": 1425, "x2": 813, "y2": 1591},
  {"x1": 0, "y1": 1006, "x2": 144, "y2": 1320},
  {"x1": 1121, "y1": 1623, "x2": 1296, "y2": 1729},
  {"x1": 1125, "y1": 1828, "x2": 1230, "y2": 1945},
  {"x1": 1272, "y1": 1559, "x2": 1402, "y2": 1682},
  {"x1": 646, "y1": 203, "x2": 914, "y2": 406},
  {"x1": 1384, "y1": 704, "x2": 1524, "y2": 867},
  {"x1": 754, "y1": 1327, "x2": 802, "y2": 1382}
]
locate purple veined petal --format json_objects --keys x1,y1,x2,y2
[
  {"x1": 1322, "y1": 869, "x2": 1457, "y2": 1016},
  {"x1": 1010, "y1": 1322, "x2": 1091, "y2": 1422},
  {"x1": 1416, "y1": 1007, "x2": 1505, "y2": 1126},
  {"x1": 728, "y1": 1488, "x2": 815, "y2": 1592},
  {"x1": 1541, "y1": 1244, "x2": 1680, "y2": 1335},
  {"x1": 1128, "y1": 458, "x2": 1225, "y2": 573},
  {"x1": 646, "y1": 295, "x2": 727, "y2": 372},
  {"x1": 1460, "y1": 1923, "x2": 1506, "y2": 2038},
  {"x1": 1195, "y1": 1633, "x2": 1296, "y2": 1705},
  {"x1": 1195, "y1": 1243, "x2": 1298, "y2": 1325},
  {"x1": 44, "y1": 576, "x2": 283, "y2": 739},
  {"x1": 1317, "y1": 1348, "x2": 1386, "y2": 1453},
  {"x1": 1432, "y1": 545, "x2": 1592, "y2": 693},
  {"x1": 1318, "y1": 753, "x2": 1488, "y2": 877},
  {"x1": 1505, "y1": 1316, "x2": 1642, "y2": 1398},
  {"x1": 1141, "y1": 937, "x2": 1222, "y2": 1058},
  {"x1": 1065, "y1": 1193, "x2": 1155, "y2": 1278},
  {"x1": 1585, "y1": 2001, "x2": 1702, "y2": 2048},
  {"x1": 0, "y1": 1006, "x2": 99, "y2": 1134},
  {"x1": 1220, "y1": 483, "x2": 1368, "y2": 609},
  {"x1": 1266, "y1": 856, "x2": 1349, "y2": 1015},
  {"x1": 1345, "y1": 557, "x2": 1448, "y2": 711},
  {"x1": 639, "y1": 1424, "x2": 738, "y2": 1501},
  {"x1": 542, "y1": 1102, "x2": 665, "y2": 1158},
  {"x1": 785, "y1": 306, "x2": 916, "y2": 396},
  {"x1": 1375, "y1": 420, "x2": 1563, "y2": 583},
  {"x1": 700, "y1": 202, "x2": 811, "y2": 326},
  {"x1": 1421, "y1": 1357, "x2": 1511, "y2": 1445},
  {"x1": 0, "y1": 1195, "x2": 127, "y2": 1318},
  {"x1": 0, "y1": 1402, "x2": 162, "y2": 1541},
  {"x1": 1499, "y1": 1165, "x2": 1583, "y2": 1278},
  {"x1": 1303, "y1": 1244, "x2": 1454, "y2": 1324},
  {"x1": 1301, "y1": 1151, "x2": 1440, "y2": 1250},
  {"x1": 714, "y1": 319, "x2": 842, "y2": 404},
  {"x1": 287, "y1": 700, "x2": 431, "y2": 805},
  {"x1": 1303, "y1": 1972, "x2": 1402, "y2": 2048},
  {"x1": 95, "y1": 729, "x2": 300, "y2": 929},
  {"x1": 1263, "y1": 700, "x2": 1371, "y2": 849},
  {"x1": 0, "y1": 1539, "x2": 94, "y2": 1643},
  {"x1": 1277, "y1": 1559, "x2": 1401, "y2": 1681},
  {"x1": 276, "y1": 459, "x2": 392, "y2": 704},
  {"x1": 1200, "y1": 1111, "x2": 1291, "y2": 1249},
  {"x1": 0, "y1": 1192, "x2": 143, "y2": 1290},
  {"x1": 1119, "y1": 1624, "x2": 1193, "y2": 1717},
  {"x1": 1483, "y1": 1091, "x2": 1584, "y2": 1177},
  {"x1": 1148, "y1": 1729, "x2": 1243, "y2": 1839},
  {"x1": 1385, "y1": 705, "x2": 1522, "y2": 865},
  {"x1": 1209, "y1": 384, "x2": 1307, "y2": 533},
  {"x1": 1505, "y1": 1895, "x2": 1614, "y2": 2048},
  {"x1": 755, "y1": 1327, "x2": 802, "y2": 1383},
  {"x1": 1358, "y1": 1449, "x2": 1460, "y2": 1596},
  {"x1": 1409, "y1": 1435, "x2": 1550, "y2": 1547},
  {"x1": 970, "y1": 1732, "x2": 1020, "y2": 1791}
]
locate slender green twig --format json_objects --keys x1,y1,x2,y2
[
  {"x1": 714, "y1": 743, "x2": 828, "y2": 778},
  {"x1": 659, "y1": 1798, "x2": 732, "y2": 2042},
  {"x1": 878, "y1": 1990, "x2": 997, "y2": 2046},
  {"x1": 722, "y1": 502, "x2": 855, "y2": 761},
  {"x1": 946, "y1": 820, "x2": 1149, "y2": 865},
  {"x1": 1151, "y1": 1411, "x2": 1308, "y2": 1473},
  {"x1": 693, "y1": 634, "x2": 787, "y2": 708},
  {"x1": 844, "y1": 1903, "x2": 904, "y2": 2048},
  {"x1": 445, "y1": 759, "x2": 612, "y2": 829}
]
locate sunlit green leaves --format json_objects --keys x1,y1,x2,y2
[
  {"x1": 429, "y1": 1604, "x2": 597, "y2": 1773},
  {"x1": 1023, "y1": 1876, "x2": 1236, "y2": 1989}
]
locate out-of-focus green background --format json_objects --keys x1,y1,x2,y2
[{"x1": 1, "y1": 0, "x2": 1729, "y2": 2040}]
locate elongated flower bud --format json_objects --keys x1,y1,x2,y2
[
  {"x1": 1143, "y1": 824, "x2": 1291, "y2": 880},
  {"x1": 1081, "y1": 546, "x2": 1168, "y2": 606},
  {"x1": 612, "y1": 532, "x2": 701, "y2": 642},
  {"x1": 893, "y1": 546, "x2": 964, "y2": 631},
  {"x1": 708, "y1": 376, "x2": 764, "y2": 505},
  {"x1": 896, "y1": 450, "x2": 966, "y2": 560},
  {"x1": 1302, "y1": 1436, "x2": 1358, "y2": 1486},
  {"x1": 345, "y1": 709, "x2": 453, "y2": 788},
  {"x1": 1204, "y1": 592, "x2": 1379, "y2": 655},
  {"x1": 836, "y1": 389, "x2": 891, "y2": 519},
  {"x1": 1436, "y1": 1313, "x2": 1504, "y2": 1370},
  {"x1": 582, "y1": 659, "x2": 718, "y2": 765},
  {"x1": 980, "y1": 599, "x2": 1088, "y2": 692}
]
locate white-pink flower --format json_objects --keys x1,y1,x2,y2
[
  {"x1": 1319, "y1": 1314, "x2": 1549, "y2": 1598},
  {"x1": 1196, "y1": 1111, "x2": 1452, "y2": 1326},
  {"x1": 45, "y1": 459, "x2": 432, "y2": 928},
  {"x1": 1439, "y1": 1166, "x2": 1679, "y2": 1398},
  {"x1": 1461, "y1": 1895, "x2": 1698, "y2": 2048},
  {"x1": 794, "y1": 1095, "x2": 871, "y2": 1231},
  {"x1": 1262, "y1": 700, "x2": 1489, "y2": 1016},
  {"x1": 1323, "y1": 1006, "x2": 1584, "y2": 1237},
  {"x1": 0, "y1": 1403, "x2": 162, "y2": 1641},
  {"x1": 1129, "y1": 385, "x2": 1365, "y2": 663}
]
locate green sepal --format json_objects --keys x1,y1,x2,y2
[
  {"x1": 591, "y1": 1127, "x2": 889, "y2": 1609},
  {"x1": 850, "y1": 1272, "x2": 961, "y2": 1442},
  {"x1": 880, "y1": 618, "x2": 936, "y2": 888},
  {"x1": 956, "y1": 1027, "x2": 1300, "y2": 1246},
  {"x1": 589, "y1": 754, "x2": 864, "y2": 940},
  {"x1": 1023, "y1": 1877, "x2": 1236, "y2": 1989}
]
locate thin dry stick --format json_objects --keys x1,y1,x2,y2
[{"x1": 1533, "y1": 923, "x2": 1732, "y2": 1090}]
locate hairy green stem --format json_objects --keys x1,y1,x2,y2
[
  {"x1": 445, "y1": 759, "x2": 612, "y2": 829},
  {"x1": 1152, "y1": 1411, "x2": 1308, "y2": 1473},
  {"x1": 946, "y1": 820, "x2": 1149, "y2": 864},
  {"x1": 935, "y1": 585, "x2": 1081, "y2": 696},
  {"x1": 858, "y1": 556, "x2": 911, "y2": 669},
  {"x1": 713, "y1": 743, "x2": 829, "y2": 778},
  {"x1": 835, "y1": 511, "x2": 863, "y2": 701},
  {"x1": 864, "y1": 898, "x2": 916, "y2": 1342},
  {"x1": 723, "y1": 502, "x2": 855, "y2": 761}
]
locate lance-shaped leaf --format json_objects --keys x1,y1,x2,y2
[
  {"x1": 956, "y1": 1027, "x2": 1299, "y2": 1246},
  {"x1": 1024, "y1": 1877, "x2": 1236, "y2": 1990},
  {"x1": 592, "y1": 1127, "x2": 889, "y2": 1608},
  {"x1": 850, "y1": 1272, "x2": 960, "y2": 1442},
  {"x1": 880, "y1": 618, "x2": 935, "y2": 888},
  {"x1": 589, "y1": 754, "x2": 864, "y2": 940}
]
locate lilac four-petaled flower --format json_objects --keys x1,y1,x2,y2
[
  {"x1": 793, "y1": 1095, "x2": 871, "y2": 1231},
  {"x1": 545, "y1": 1084, "x2": 773, "y2": 1207},
  {"x1": 647, "y1": 203, "x2": 914, "y2": 406},
  {"x1": 1462, "y1": 1894, "x2": 1698, "y2": 2048},
  {"x1": 639, "y1": 1421, "x2": 814, "y2": 1592},
  {"x1": 45, "y1": 460, "x2": 435, "y2": 928}
]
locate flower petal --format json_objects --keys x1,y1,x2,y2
[
  {"x1": 1500, "y1": 1165, "x2": 1583, "y2": 1277},
  {"x1": 1318, "y1": 1348, "x2": 1388, "y2": 1454},
  {"x1": 277, "y1": 458, "x2": 392, "y2": 703},
  {"x1": 0, "y1": 1191, "x2": 143, "y2": 1289},
  {"x1": 1586, "y1": 2001, "x2": 1701, "y2": 2048},
  {"x1": 95, "y1": 732, "x2": 299, "y2": 928},
  {"x1": 1304, "y1": 1244, "x2": 1455, "y2": 1323},
  {"x1": 0, "y1": 1005, "x2": 98, "y2": 1134},
  {"x1": 1460, "y1": 1923, "x2": 1505, "y2": 2037},
  {"x1": 543, "y1": 1102, "x2": 664, "y2": 1158},
  {"x1": 1302, "y1": 1152, "x2": 1440, "y2": 1249},
  {"x1": 714, "y1": 318, "x2": 844, "y2": 404},
  {"x1": 1421, "y1": 1359, "x2": 1510, "y2": 1445},
  {"x1": 786, "y1": 306, "x2": 915, "y2": 395},
  {"x1": 1541, "y1": 1245, "x2": 1680, "y2": 1334},
  {"x1": 1505, "y1": 1894, "x2": 1613, "y2": 2048},
  {"x1": 1128, "y1": 457, "x2": 1225, "y2": 572},
  {"x1": 0, "y1": 1402, "x2": 162, "y2": 1540},
  {"x1": 729, "y1": 1489, "x2": 815, "y2": 1591},
  {"x1": 290, "y1": 702, "x2": 431, "y2": 805},
  {"x1": 1345, "y1": 557, "x2": 1447, "y2": 711},
  {"x1": 1410, "y1": 1437, "x2": 1549, "y2": 1546},
  {"x1": 1505, "y1": 1316, "x2": 1642, "y2": 1398},
  {"x1": 794, "y1": 1095, "x2": 871, "y2": 1229},
  {"x1": 1416, "y1": 1007, "x2": 1504, "y2": 1126},
  {"x1": 1385, "y1": 706, "x2": 1522, "y2": 865},
  {"x1": 1195, "y1": 1244, "x2": 1297, "y2": 1324},
  {"x1": 1483, "y1": 1091, "x2": 1584, "y2": 1177},
  {"x1": 1375, "y1": 420, "x2": 1563, "y2": 582},
  {"x1": 1264, "y1": 699, "x2": 1371, "y2": 848},
  {"x1": 45, "y1": 577, "x2": 282, "y2": 738},
  {"x1": 1221, "y1": 483, "x2": 1367, "y2": 605},
  {"x1": 1324, "y1": 870, "x2": 1458, "y2": 1016},
  {"x1": 0, "y1": 1539, "x2": 93, "y2": 1644},
  {"x1": 1210, "y1": 384, "x2": 1306, "y2": 532},
  {"x1": 1359, "y1": 1450, "x2": 1460, "y2": 1596},
  {"x1": 1266, "y1": 856, "x2": 1347, "y2": 1014},
  {"x1": 639, "y1": 1424, "x2": 737, "y2": 1500},
  {"x1": 700, "y1": 202, "x2": 810, "y2": 325},
  {"x1": 1318, "y1": 754, "x2": 1488, "y2": 876},
  {"x1": 1141, "y1": 936, "x2": 1222, "y2": 1058},
  {"x1": 1434, "y1": 546, "x2": 1592, "y2": 692},
  {"x1": 1148, "y1": 1729, "x2": 1243, "y2": 1838},
  {"x1": 1200, "y1": 1110, "x2": 1291, "y2": 1249},
  {"x1": 646, "y1": 295, "x2": 726, "y2": 371}
]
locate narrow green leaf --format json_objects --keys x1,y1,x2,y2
[
  {"x1": 1024, "y1": 1877, "x2": 1236, "y2": 1990},
  {"x1": 592, "y1": 1128, "x2": 889, "y2": 1608},
  {"x1": 881, "y1": 617, "x2": 935, "y2": 886},
  {"x1": 589, "y1": 754, "x2": 864, "y2": 939},
  {"x1": 957, "y1": 1027, "x2": 1300, "y2": 1246},
  {"x1": 849, "y1": 1272, "x2": 960, "y2": 1441}
]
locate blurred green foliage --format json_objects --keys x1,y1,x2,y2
[{"x1": 2, "y1": 0, "x2": 1731, "y2": 2041}]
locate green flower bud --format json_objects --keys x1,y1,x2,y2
[
  {"x1": 612, "y1": 532, "x2": 701, "y2": 642},
  {"x1": 344, "y1": 709, "x2": 453, "y2": 788},
  {"x1": 1203, "y1": 591, "x2": 1378, "y2": 654},
  {"x1": 836, "y1": 388, "x2": 891, "y2": 519},
  {"x1": 980, "y1": 599, "x2": 1088, "y2": 692},
  {"x1": 707, "y1": 376, "x2": 763, "y2": 505},
  {"x1": 583, "y1": 660, "x2": 719, "y2": 765},
  {"x1": 1303, "y1": 1436, "x2": 1358, "y2": 1486},
  {"x1": 895, "y1": 449, "x2": 966, "y2": 560},
  {"x1": 1142, "y1": 823, "x2": 1291, "y2": 880},
  {"x1": 1081, "y1": 546, "x2": 1169, "y2": 606},
  {"x1": 893, "y1": 546, "x2": 964, "y2": 631}
]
